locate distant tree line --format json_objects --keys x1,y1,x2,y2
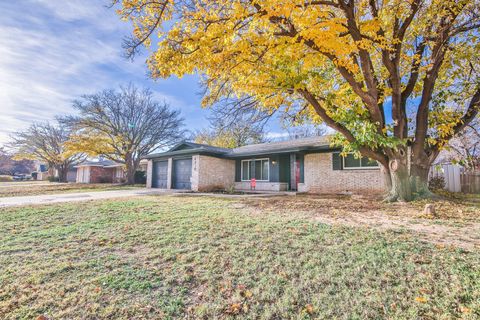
[{"x1": 8, "y1": 84, "x2": 185, "y2": 184}]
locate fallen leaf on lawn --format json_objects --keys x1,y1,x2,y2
[
  {"x1": 303, "y1": 304, "x2": 314, "y2": 315},
  {"x1": 415, "y1": 297, "x2": 427, "y2": 303},
  {"x1": 36, "y1": 316, "x2": 49, "y2": 320},
  {"x1": 459, "y1": 306, "x2": 471, "y2": 314},
  {"x1": 226, "y1": 303, "x2": 242, "y2": 314},
  {"x1": 243, "y1": 290, "x2": 253, "y2": 298}
]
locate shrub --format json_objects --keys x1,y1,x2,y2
[
  {"x1": 134, "y1": 171, "x2": 146, "y2": 184},
  {"x1": 428, "y1": 176, "x2": 445, "y2": 190},
  {"x1": 225, "y1": 184, "x2": 236, "y2": 194},
  {"x1": 0, "y1": 175, "x2": 13, "y2": 182},
  {"x1": 97, "y1": 176, "x2": 110, "y2": 183},
  {"x1": 48, "y1": 176, "x2": 60, "y2": 182}
]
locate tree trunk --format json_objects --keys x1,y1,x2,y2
[
  {"x1": 410, "y1": 164, "x2": 430, "y2": 196},
  {"x1": 384, "y1": 147, "x2": 433, "y2": 202},
  {"x1": 384, "y1": 147, "x2": 413, "y2": 202},
  {"x1": 382, "y1": 165, "x2": 392, "y2": 191},
  {"x1": 124, "y1": 154, "x2": 136, "y2": 185},
  {"x1": 56, "y1": 164, "x2": 68, "y2": 183}
]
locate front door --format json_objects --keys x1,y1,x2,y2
[{"x1": 295, "y1": 159, "x2": 300, "y2": 190}]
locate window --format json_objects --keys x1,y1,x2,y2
[
  {"x1": 361, "y1": 157, "x2": 378, "y2": 167},
  {"x1": 343, "y1": 153, "x2": 379, "y2": 169},
  {"x1": 262, "y1": 160, "x2": 269, "y2": 180},
  {"x1": 241, "y1": 159, "x2": 269, "y2": 181},
  {"x1": 241, "y1": 160, "x2": 250, "y2": 180}
]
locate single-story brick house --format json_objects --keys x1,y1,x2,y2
[
  {"x1": 144, "y1": 136, "x2": 387, "y2": 193},
  {"x1": 75, "y1": 160, "x2": 125, "y2": 183}
]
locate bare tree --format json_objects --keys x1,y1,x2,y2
[
  {"x1": 206, "y1": 95, "x2": 273, "y2": 132},
  {"x1": 285, "y1": 124, "x2": 328, "y2": 140},
  {"x1": 194, "y1": 120, "x2": 267, "y2": 148},
  {"x1": 442, "y1": 120, "x2": 480, "y2": 171},
  {"x1": 63, "y1": 84, "x2": 185, "y2": 184},
  {"x1": 194, "y1": 98, "x2": 270, "y2": 148},
  {"x1": 9, "y1": 122, "x2": 84, "y2": 182}
]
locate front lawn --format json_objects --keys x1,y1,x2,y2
[
  {"x1": 0, "y1": 183, "x2": 144, "y2": 198},
  {"x1": 1, "y1": 196, "x2": 479, "y2": 319}
]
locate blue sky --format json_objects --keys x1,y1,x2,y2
[
  {"x1": 0, "y1": 0, "x2": 288, "y2": 145},
  {"x1": 0, "y1": 1, "x2": 399, "y2": 147}
]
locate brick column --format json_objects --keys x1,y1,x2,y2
[
  {"x1": 191, "y1": 155, "x2": 200, "y2": 191},
  {"x1": 146, "y1": 160, "x2": 153, "y2": 188},
  {"x1": 167, "y1": 158, "x2": 173, "y2": 189}
]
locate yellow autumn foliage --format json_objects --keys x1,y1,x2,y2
[{"x1": 114, "y1": 0, "x2": 478, "y2": 151}]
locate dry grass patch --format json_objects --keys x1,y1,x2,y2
[
  {"x1": 242, "y1": 192, "x2": 480, "y2": 250},
  {"x1": 1, "y1": 196, "x2": 479, "y2": 319}
]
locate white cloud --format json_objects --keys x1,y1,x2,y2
[
  {"x1": 0, "y1": 0, "x2": 158, "y2": 144},
  {"x1": 35, "y1": 0, "x2": 106, "y2": 21},
  {"x1": 33, "y1": 0, "x2": 126, "y2": 32},
  {"x1": 0, "y1": 0, "x2": 224, "y2": 146},
  {"x1": 265, "y1": 132, "x2": 290, "y2": 139}
]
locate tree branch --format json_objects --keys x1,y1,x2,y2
[{"x1": 298, "y1": 88, "x2": 389, "y2": 167}]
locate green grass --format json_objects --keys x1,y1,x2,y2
[{"x1": 0, "y1": 196, "x2": 479, "y2": 319}]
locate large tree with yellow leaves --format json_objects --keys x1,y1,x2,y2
[{"x1": 115, "y1": 0, "x2": 480, "y2": 201}]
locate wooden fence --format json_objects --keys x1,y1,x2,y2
[
  {"x1": 430, "y1": 164, "x2": 480, "y2": 194},
  {"x1": 460, "y1": 172, "x2": 480, "y2": 194}
]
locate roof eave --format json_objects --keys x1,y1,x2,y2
[
  {"x1": 74, "y1": 164, "x2": 104, "y2": 168},
  {"x1": 226, "y1": 145, "x2": 338, "y2": 158},
  {"x1": 143, "y1": 144, "x2": 339, "y2": 159},
  {"x1": 143, "y1": 148, "x2": 228, "y2": 159}
]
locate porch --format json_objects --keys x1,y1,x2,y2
[{"x1": 232, "y1": 153, "x2": 304, "y2": 192}]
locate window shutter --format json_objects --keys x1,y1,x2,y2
[{"x1": 332, "y1": 152, "x2": 343, "y2": 170}]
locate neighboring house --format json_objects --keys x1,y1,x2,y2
[
  {"x1": 75, "y1": 160, "x2": 125, "y2": 183},
  {"x1": 35, "y1": 163, "x2": 51, "y2": 181},
  {"x1": 139, "y1": 159, "x2": 148, "y2": 171},
  {"x1": 144, "y1": 136, "x2": 386, "y2": 193},
  {"x1": 65, "y1": 166, "x2": 77, "y2": 183}
]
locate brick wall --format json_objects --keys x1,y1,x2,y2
[
  {"x1": 89, "y1": 166, "x2": 114, "y2": 183},
  {"x1": 234, "y1": 181, "x2": 288, "y2": 191},
  {"x1": 112, "y1": 167, "x2": 125, "y2": 183},
  {"x1": 193, "y1": 155, "x2": 235, "y2": 191},
  {"x1": 299, "y1": 153, "x2": 386, "y2": 193},
  {"x1": 146, "y1": 160, "x2": 153, "y2": 188}
]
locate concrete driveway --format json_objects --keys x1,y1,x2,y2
[{"x1": 0, "y1": 189, "x2": 172, "y2": 208}]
